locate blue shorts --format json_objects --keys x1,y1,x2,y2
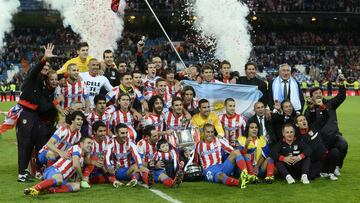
[
  {"x1": 43, "y1": 166, "x2": 66, "y2": 185},
  {"x1": 115, "y1": 167, "x2": 130, "y2": 181},
  {"x1": 38, "y1": 150, "x2": 48, "y2": 165},
  {"x1": 204, "y1": 158, "x2": 234, "y2": 183},
  {"x1": 153, "y1": 169, "x2": 166, "y2": 182}
]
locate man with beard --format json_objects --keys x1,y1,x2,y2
[
  {"x1": 237, "y1": 62, "x2": 268, "y2": 107},
  {"x1": 55, "y1": 63, "x2": 91, "y2": 116},
  {"x1": 304, "y1": 78, "x2": 348, "y2": 176}
]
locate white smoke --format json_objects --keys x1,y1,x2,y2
[
  {"x1": 0, "y1": 0, "x2": 20, "y2": 52},
  {"x1": 39, "y1": 0, "x2": 124, "y2": 59},
  {"x1": 192, "y1": 0, "x2": 252, "y2": 76}
]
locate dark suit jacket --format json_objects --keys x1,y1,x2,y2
[{"x1": 237, "y1": 76, "x2": 268, "y2": 107}]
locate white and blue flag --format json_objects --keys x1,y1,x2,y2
[{"x1": 182, "y1": 80, "x2": 263, "y2": 117}]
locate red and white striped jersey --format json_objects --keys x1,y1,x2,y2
[
  {"x1": 53, "y1": 145, "x2": 84, "y2": 180},
  {"x1": 40, "y1": 126, "x2": 82, "y2": 153},
  {"x1": 141, "y1": 113, "x2": 165, "y2": 132},
  {"x1": 110, "y1": 110, "x2": 137, "y2": 142},
  {"x1": 152, "y1": 148, "x2": 180, "y2": 169},
  {"x1": 143, "y1": 75, "x2": 160, "y2": 93},
  {"x1": 193, "y1": 137, "x2": 233, "y2": 170},
  {"x1": 219, "y1": 113, "x2": 247, "y2": 146},
  {"x1": 105, "y1": 85, "x2": 144, "y2": 104},
  {"x1": 86, "y1": 111, "x2": 111, "y2": 136},
  {"x1": 164, "y1": 111, "x2": 189, "y2": 131},
  {"x1": 184, "y1": 99, "x2": 199, "y2": 112},
  {"x1": 91, "y1": 136, "x2": 110, "y2": 160},
  {"x1": 104, "y1": 138, "x2": 142, "y2": 169},
  {"x1": 137, "y1": 138, "x2": 157, "y2": 164},
  {"x1": 56, "y1": 80, "x2": 89, "y2": 109}
]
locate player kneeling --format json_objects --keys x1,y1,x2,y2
[
  {"x1": 24, "y1": 136, "x2": 93, "y2": 196},
  {"x1": 191, "y1": 123, "x2": 253, "y2": 189}
]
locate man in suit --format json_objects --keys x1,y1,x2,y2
[
  {"x1": 268, "y1": 64, "x2": 304, "y2": 113},
  {"x1": 247, "y1": 102, "x2": 275, "y2": 146}
]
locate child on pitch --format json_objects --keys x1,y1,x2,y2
[
  {"x1": 24, "y1": 136, "x2": 93, "y2": 196},
  {"x1": 149, "y1": 138, "x2": 184, "y2": 187},
  {"x1": 238, "y1": 121, "x2": 275, "y2": 184}
]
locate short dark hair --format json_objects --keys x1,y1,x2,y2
[
  {"x1": 224, "y1": 98, "x2": 235, "y2": 106},
  {"x1": 79, "y1": 136, "x2": 92, "y2": 143},
  {"x1": 171, "y1": 96, "x2": 183, "y2": 106},
  {"x1": 310, "y1": 87, "x2": 322, "y2": 97},
  {"x1": 94, "y1": 94, "x2": 106, "y2": 105},
  {"x1": 93, "y1": 121, "x2": 106, "y2": 133},
  {"x1": 103, "y1": 49, "x2": 113, "y2": 59},
  {"x1": 165, "y1": 68, "x2": 175, "y2": 75},
  {"x1": 117, "y1": 93, "x2": 131, "y2": 101},
  {"x1": 202, "y1": 62, "x2": 215, "y2": 73},
  {"x1": 67, "y1": 111, "x2": 85, "y2": 125},
  {"x1": 148, "y1": 95, "x2": 164, "y2": 112},
  {"x1": 156, "y1": 138, "x2": 170, "y2": 151},
  {"x1": 142, "y1": 125, "x2": 156, "y2": 138},
  {"x1": 282, "y1": 123, "x2": 295, "y2": 134},
  {"x1": 198, "y1": 99, "x2": 209, "y2": 108},
  {"x1": 115, "y1": 123, "x2": 128, "y2": 133},
  {"x1": 281, "y1": 99, "x2": 292, "y2": 110},
  {"x1": 120, "y1": 72, "x2": 132, "y2": 81},
  {"x1": 132, "y1": 70, "x2": 142, "y2": 77},
  {"x1": 244, "y1": 62, "x2": 256, "y2": 71},
  {"x1": 77, "y1": 42, "x2": 89, "y2": 50},
  {"x1": 203, "y1": 123, "x2": 214, "y2": 131},
  {"x1": 155, "y1": 78, "x2": 166, "y2": 86},
  {"x1": 220, "y1": 60, "x2": 231, "y2": 69}
]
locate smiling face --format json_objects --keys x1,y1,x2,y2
[
  {"x1": 71, "y1": 115, "x2": 84, "y2": 131},
  {"x1": 183, "y1": 90, "x2": 194, "y2": 104},
  {"x1": 121, "y1": 74, "x2": 133, "y2": 88},
  {"x1": 118, "y1": 95, "x2": 131, "y2": 111},
  {"x1": 47, "y1": 73, "x2": 58, "y2": 89},
  {"x1": 311, "y1": 89, "x2": 323, "y2": 101},
  {"x1": 159, "y1": 143, "x2": 170, "y2": 153},
  {"x1": 283, "y1": 125, "x2": 295, "y2": 142},
  {"x1": 146, "y1": 64, "x2": 156, "y2": 78},
  {"x1": 68, "y1": 65, "x2": 79, "y2": 81},
  {"x1": 103, "y1": 52, "x2": 114, "y2": 66},
  {"x1": 156, "y1": 81, "x2": 167, "y2": 96},
  {"x1": 95, "y1": 99, "x2": 106, "y2": 114},
  {"x1": 199, "y1": 102, "x2": 210, "y2": 118},
  {"x1": 172, "y1": 100, "x2": 183, "y2": 115},
  {"x1": 282, "y1": 101, "x2": 293, "y2": 116},
  {"x1": 81, "y1": 138, "x2": 93, "y2": 154},
  {"x1": 153, "y1": 98, "x2": 164, "y2": 115},
  {"x1": 132, "y1": 73, "x2": 142, "y2": 87},
  {"x1": 279, "y1": 65, "x2": 291, "y2": 81},
  {"x1": 202, "y1": 68, "x2": 214, "y2": 82},
  {"x1": 204, "y1": 125, "x2": 215, "y2": 142},
  {"x1": 225, "y1": 100, "x2": 236, "y2": 116},
  {"x1": 254, "y1": 102, "x2": 265, "y2": 116},
  {"x1": 246, "y1": 64, "x2": 256, "y2": 79},
  {"x1": 88, "y1": 59, "x2": 100, "y2": 76}
]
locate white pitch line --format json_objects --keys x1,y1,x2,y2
[{"x1": 139, "y1": 183, "x2": 183, "y2": 203}]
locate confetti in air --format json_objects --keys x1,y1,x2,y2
[
  {"x1": 0, "y1": 0, "x2": 20, "y2": 52},
  {"x1": 38, "y1": 0, "x2": 124, "y2": 59},
  {"x1": 188, "y1": 0, "x2": 252, "y2": 76}
]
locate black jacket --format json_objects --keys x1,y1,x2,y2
[
  {"x1": 298, "y1": 129, "x2": 327, "y2": 162},
  {"x1": 19, "y1": 58, "x2": 47, "y2": 110},
  {"x1": 271, "y1": 137, "x2": 312, "y2": 162},
  {"x1": 247, "y1": 114, "x2": 275, "y2": 145},
  {"x1": 237, "y1": 76, "x2": 268, "y2": 107}
]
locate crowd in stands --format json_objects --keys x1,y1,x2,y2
[{"x1": 1, "y1": 28, "x2": 359, "y2": 90}]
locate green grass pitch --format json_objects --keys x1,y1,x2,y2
[{"x1": 0, "y1": 97, "x2": 359, "y2": 203}]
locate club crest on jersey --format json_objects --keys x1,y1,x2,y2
[
  {"x1": 294, "y1": 145, "x2": 298, "y2": 150},
  {"x1": 206, "y1": 171, "x2": 213, "y2": 181},
  {"x1": 22, "y1": 119, "x2": 27, "y2": 125}
]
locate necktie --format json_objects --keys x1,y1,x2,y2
[
  {"x1": 283, "y1": 80, "x2": 288, "y2": 100},
  {"x1": 259, "y1": 116, "x2": 264, "y2": 136}
]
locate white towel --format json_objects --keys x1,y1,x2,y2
[{"x1": 272, "y1": 76, "x2": 302, "y2": 111}]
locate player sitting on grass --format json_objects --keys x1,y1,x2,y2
[
  {"x1": 149, "y1": 138, "x2": 183, "y2": 188},
  {"x1": 191, "y1": 123, "x2": 254, "y2": 189},
  {"x1": 37, "y1": 111, "x2": 85, "y2": 167},
  {"x1": 238, "y1": 121, "x2": 275, "y2": 184},
  {"x1": 24, "y1": 136, "x2": 93, "y2": 196},
  {"x1": 104, "y1": 123, "x2": 153, "y2": 188}
]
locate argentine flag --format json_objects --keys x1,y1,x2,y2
[{"x1": 182, "y1": 80, "x2": 263, "y2": 118}]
